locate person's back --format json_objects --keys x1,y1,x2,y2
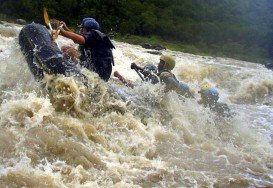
[{"x1": 157, "y1": 70, "x2": 177, "y2": 91}]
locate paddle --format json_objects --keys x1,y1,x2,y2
[
  {"x1": 131, "y1": 63, "x2": 145, "y2": 81},
  {"x1": 43, "y1": 8, "x2": 53, "y2": 30},
  {"x1": 43, "y1": 8, "x2": 62, "y2": 41},
  {"x1": 134, "y1": 69, "x2": 145, "y2": 81}
]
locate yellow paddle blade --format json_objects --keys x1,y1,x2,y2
[{"x1": 43, "y1": 8, "x2": 50, "y2": 25}]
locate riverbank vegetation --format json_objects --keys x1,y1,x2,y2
[{"x1": 1, "y1": 0, "x2": 272, "y2": 64}]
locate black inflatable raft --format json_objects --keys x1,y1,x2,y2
[{"x1": 19, "y1": 23, "x2": 79, "y2": 80}]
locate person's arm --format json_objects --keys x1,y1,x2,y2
[
  {"x1": 131, "y1": 63, "x2": 146, "y2": 80},
  {"x1": 131, "y1": 63, "x2": 151, "y2": 77},
  {"x1": 60, "y1": 28, "x2": 85, "y2": 45},
  {"x1": 131, "y1": 63, "x2": 143, "y2": 71},
  {"x1": 60, "y1": 21, "x2": 74, "y2": 32},
  {"x1": 114, "y1": 71, "x2": 134, "y2": 88}
]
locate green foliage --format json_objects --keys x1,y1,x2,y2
[
  {"x1": 120, "y1": 21, "x2": 135, "y2": 34},
  {"x1": 0, "y1": 0, "x2": 272, "y2": 63},
  {"x1": 0, "y1": 14, "x2": 7, "y2": 21}
]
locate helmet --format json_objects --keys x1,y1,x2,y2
[
  {"x1": 160, "y1": 55, "x2": 175, "y2": 70},
  {"x1": 82, "y1": 18, "x2": 100, "y2": 31},
  {"x1": 144, "y1": 64, "x2": 157, "y2": 73},
  {"x1": 200, "y1": 83, "x2": 211, "y2": 91}
]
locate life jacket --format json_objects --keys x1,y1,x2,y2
[
  {"x1": 157, "y1": 70, "x2": 191, "y2": 97},
  {"x1": 157, "y1": 69, "x2": 183, "y2": 85},
  {"x1": 79, "y1": 30, "x2": 115, "y2": 71}
]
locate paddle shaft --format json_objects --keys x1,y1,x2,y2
[
  {"x1": 43, "y1": 8, "x2": 61, "y2": 49},
  {"x1": 134, "y1": 69, "x2": 145, "y2": 81}
]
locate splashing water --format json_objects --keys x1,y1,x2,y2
[{"x1": 0, "y1": 22, "x2": 273, "y2": 187}]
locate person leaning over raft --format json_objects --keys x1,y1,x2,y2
[
  {"x1": 128, "y1": 55, "x2": 193, "y2": 98},
  {"x1": 198, "y1": 83, "x2": 232, "y2": 117},
  {"x1": 156, "y1": 55, "x2": 193, "y2": 98},
  {"x1": 59, "y1": 18, "x2": 115, "y2": 81},
  {"x1": 198, "y1": 83, "x2": 219, "y2": 108}
]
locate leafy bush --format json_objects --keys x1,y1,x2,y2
[{"x1": 0, "y1": 0, "x2": 272, "y2": 64}]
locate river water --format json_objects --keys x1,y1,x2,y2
[{"x1": 0, "y1": 22, "x2": 273, "y2": 187}]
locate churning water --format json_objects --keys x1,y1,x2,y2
[{"x1": 0, "y1": 22, "x2": 273, "y2": 187}]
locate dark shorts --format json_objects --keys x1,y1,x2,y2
[
  {"x1": 94, "y1": 59, "x2": 112, "y2": 81},
  {"x1": 81, "y1": 58, "x2": 113, "y2": 82}
]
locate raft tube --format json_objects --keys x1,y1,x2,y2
[{"x1": 19, "y1": 23, "x2": 78, "y2": 80}]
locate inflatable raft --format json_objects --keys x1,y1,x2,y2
[{"x1": 19, "y1": 23, "x2": 79, "y2": 80}]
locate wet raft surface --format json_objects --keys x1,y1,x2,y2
[{"x1": 19, "y1": 23, "x2": 78, "y2": 80}]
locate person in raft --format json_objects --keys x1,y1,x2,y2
[
  {"x1": 126, "y1": 55, "x2": 193, "y2": 98},
  {"x1": 198, "y1": 83, "x2": 232, "y2": 117},
  {"x1": 114, "y1": 55, "x2": 194, "y2": 98},
  {"x1": 58, "y1": 17, "x2": 115, "y2": 81}
]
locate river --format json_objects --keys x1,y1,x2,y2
[{"x1": 0, "y1": 22, "x2": 273, "y2": 187}]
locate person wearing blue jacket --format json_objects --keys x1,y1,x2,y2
[
  {"x1": 198, "y1": 83, "x2": 233, "y2": 117},
  {"x1": 198, "y1": 83, "x2": 219, "y2": 108}
]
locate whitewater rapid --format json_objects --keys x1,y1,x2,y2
[{"x1": 0, "y1": 22, "x2": 273, "y2": 187}]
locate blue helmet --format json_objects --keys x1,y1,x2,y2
[
  {"x1": 82, "y1": 18, "x2": 100, "y2": 31},
  {"x1": 200, "y1": 87, "x2": 219, "y2": 105}
]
